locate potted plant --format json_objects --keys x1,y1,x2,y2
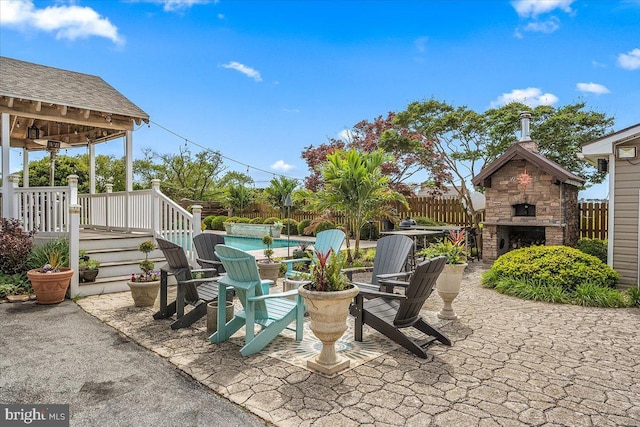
[
  {"x1": 78, "y1": 250, "x2": 100, "y2": 283},
  {"x1": 127, "y1": 240, "x2": 161, "y2": 307},
  {"x1": 418, "y1": 229, "x2": 467, "y2": 320},
  {"x1": 297, "y1": 249, "x2": 359, "y2": 375},
  {"x1": 282, "y1": 270, "x2": 311, "y2": 300},
  {"x1": 26, "y1": 238, "x2": 73, "y2": 305},
  {"x1": 257, "y1": 235, "x2": 281, "y2": 284}
]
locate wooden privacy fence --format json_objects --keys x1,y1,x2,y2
[
  {"x1": 191, "y1": 198, "x2": 609, "y2": 240},
  {"x1": 579, "y1": 201, "x2": 608, "y2": 240}
]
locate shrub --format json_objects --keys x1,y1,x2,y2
[
  {"x1": 314, "y1": 220, "x2": 336, "y2": 235},
  {"x1": 576, "y1": 238, "x2": 607, "y2": 263},
  {"x1": 298, "y1": 219, "x2": 312, "y2": 236},
  {"x1": 414, "y1": 217, "x2": 446, "y2": 226},
  {"x1": 281, "y1": 218, "x2": 299, "y2": 235},
  {"x1": 226, "y1": 216, "x2": 241, "y2": 223},
  {"x1": 203, "y1": 215, "x2": 217, "y2": 230},
  {"x1": 236, "y1": 217, "x2": 251, "y2": 223},
  {"x1": 626, "y1": 287, "x2": 640, "y2": 307},
  {"x1": 360, "y1": 222, "x2": 380, "y2": 240},
  {"x1": 485, "y1": 246, "x2": 618, "y2": 292},
  {"x1": 481, "y1": 245, "x2": 632, "y2": 308},
  {"x1": 210, "y1": 215, "x2": 228, "y2": 230},
  {"x1": 0, "y1": 218, "x2": 36, "y2": 274},
  {"x1": 263, "y1": 217, "x2": 281, "y2": 224},
  {"x1": 250, "y1": 217, "x2": 264, "y2": 224}
]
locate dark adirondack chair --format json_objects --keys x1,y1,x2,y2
[
  {"x1": 211, "y1": 245, "x2": 304, "y2": 356},
  {"x1": 193, "y1": 233, "x2": 226, "y2": 275},
  {"x1": 343, "y1": 234, "x2": 414, "y2": 292},
  {"x1": 155, "y1": 237, "x2": 232, "y2": 330},
  {"x1": 350, "y1": 256, "x2": 451, "y2": 358}
]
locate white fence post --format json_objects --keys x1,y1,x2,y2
[
  {"x1": 67, "y1": 174, "x2": 78, "y2": 205},
  {"x1": 69, "y1": 204, "x2": 81, "y2": 298},
  {"x1": 151, "y1": 179, "x2": 161, "y2": 237},
  {"x1": 8, "y1": 174, "x2": 20, "y2": 220},
  {"x1": 192, "y1": 205, "x2": 202, "y2": 238}
]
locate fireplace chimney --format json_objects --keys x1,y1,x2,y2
[
  {"x1": 518, "y1": 111, "x2": 538, "y2": 152},
  {"x1": 520, "y1": 111, "x2": 531, "y2": 141}
]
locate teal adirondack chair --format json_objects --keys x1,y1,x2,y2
[
  {"x1": 210, "y1": 245, "x2": 304, "y2": 356},
  {"x1": 282, "y1": 229, "x2": 346, "y2": 278}
]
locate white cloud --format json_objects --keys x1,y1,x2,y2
[
  {"x1": 576, "y1": 82, "x2": 610, "y2": 95},
  {"x1": 159, "y1": 0, "x2": 212, "y2": 12},
  {"x1": 414, "y1": 36, "x2": 429, "y2": 53},
  {"x1": 491, "y1": 87, "x2": 559, "y2": 108},
  {"x1": 271, "y1": 160, "x2": 294, "y2": 172},
  {"x1": 221, "y1": 61, "x2": 263, "y2": 82},
  {"x1": 522, "y1": 17, "x2": 559, "y2": 34},
  {"x1": 512, "y1": 0, "x2": 574, "y2": 18},
  {"x1": 591, "y1": 60, "x2": 607, "y2": 68},
  {"x1": 0, "y1": 0, "x2": 122, "y2": 43},
  {"x1": 282, "y1": 108, "x2": 300, "y2": 113},
  {"x1": 617, "y1": 48, "x2": 640, "y2": 70}
]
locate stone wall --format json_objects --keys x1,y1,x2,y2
[{"x1": 482, "y1": 158, "x2": 581, "y2": 262}]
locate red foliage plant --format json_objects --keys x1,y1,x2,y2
[{"x1": 0, "y1": 218, "x2": 36, "y2": 274}]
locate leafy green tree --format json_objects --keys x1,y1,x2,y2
[
  {"x1": 314, "y1": 149, "x2": 407, "y2": 260},
  {"x1": 133, "y1": 146, "x2": 227, "y2": 201},
  {"x1": 27, "y1": 155, "x2": 89, "y2": 191},
  {"x1": 263, "y1": 176, "x2": 298, "y2": 217},
  {"x1": 393, "y1": 99, "x2": 614, "y2": 228}
]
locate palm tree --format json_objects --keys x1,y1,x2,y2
[
  {"x1": 263, "y1": 176, "x2": 298, "y2": 217},
  {"x1": 316, "y1": 149, "x2": 407, "y2": 260}
]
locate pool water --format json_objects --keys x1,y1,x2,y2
[{"x1": 224, "y1": 235, "x2": 304, "y2": 251}]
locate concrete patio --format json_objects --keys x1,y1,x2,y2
[{"x1": 75, "y1": 262, "x2": 640, "y2": 426}]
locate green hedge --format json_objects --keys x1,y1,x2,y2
[
  {"x1": 576, "y1": 238, "x2": 607, "y2": 263},
  {"x1": 484, "y1": 246, "x2": 618, "y2": 291}
]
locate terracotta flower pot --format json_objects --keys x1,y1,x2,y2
[
  {"x1": 298, "y1": 284, "x2": 359, "y2": 375},
  {"x1": 127, "y1": 280, "x2": 160, "y2": 307},
  {"x1": 27, "y1": 268, "x2": 74, "y2": 305}
]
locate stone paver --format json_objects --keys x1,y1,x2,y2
[{"x1": 77, "y1": 263, "x2": 640, "y2": 426}]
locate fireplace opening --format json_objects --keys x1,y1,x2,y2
[
  {"x1": 513, "y1": 203, "x2": 536, "y2": 217},
  {"x1": 508, "y1": 226, "x2": 545, "y2": 250}
]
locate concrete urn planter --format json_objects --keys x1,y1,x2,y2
[
  {"x1": 127, "y1": 280, "x2": 160, "y2": 307},
  {"x1": 298, "y1": 284, "x2": 359, "y2": 376},
  {"x1": 435, "y1": 263, "x2": 467, "y2": 320},
  {"x1": 257, "y1": 261, "x2": 281, "y2": 284}
]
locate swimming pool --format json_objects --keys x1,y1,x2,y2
[{"x1": 224, "y1": 235, "x2": 304, "y2": 251}]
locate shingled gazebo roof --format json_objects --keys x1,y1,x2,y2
[{"x1": 0, "y1": 56, "x2": 149, "y2": 150}]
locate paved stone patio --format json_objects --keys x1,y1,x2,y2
[{"x1": 77, "y1": 263, "x2": 640, "y2": 426}]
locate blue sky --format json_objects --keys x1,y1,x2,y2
[{"x1": 1, "y1": 0, "x2": 639, "y2": 199}]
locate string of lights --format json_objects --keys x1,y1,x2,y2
[{"x1": 142, "y1": 119, "x2": 302, "y2": 182}]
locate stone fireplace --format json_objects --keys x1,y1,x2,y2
[{"x1": 472, "y1": 112, "x2": 585, "y2": 263}]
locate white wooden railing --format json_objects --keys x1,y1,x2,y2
[
  {"x1": 6, "y1": 175, "x2": 203, "y2": 296},
  {"x1": 76, "y1": 179, "x2": 201, "y2": 256},
  {"x1": 12, "y1": 175, "x2": 78, "y2": 234}
]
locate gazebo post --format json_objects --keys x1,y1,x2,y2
[
  {"x1": 22, "y1": 148, "x2": 29, "y2": 188},
  {"x1": 89, "y1": 143, "x2": 96, "y2": 194},
  {"x1": 1, "y1": 112, "x2": 12, "y2": 219},
  {"x1": 125, "y1": 130, "x2": 133, "y2": 192}
]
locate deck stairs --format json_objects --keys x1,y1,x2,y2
[{"x1": 77, "y1": 230, "x2": 167, "y2": 297}]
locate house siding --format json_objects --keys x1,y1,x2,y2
[{"x1": 613, "y1": 138, "x2": 640, "y2": 288}]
